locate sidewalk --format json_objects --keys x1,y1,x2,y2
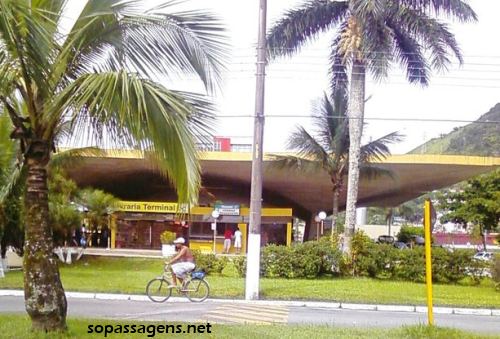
[
  {"x1": 1, "y1": 289, "x2": 499, "y2": 317},
  {"x1": 81, "y1": 248, "x2": 243, "y2": 258}
]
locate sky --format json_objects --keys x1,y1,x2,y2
[{"x1": 66, "y1": 0, "x2": 500, "y2": 154}]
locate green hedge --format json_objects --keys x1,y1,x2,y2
[
  {"x1": 191, "y1": 233, "x2": 491, "y2": 285},
  {"x1": 260, "y1": 237, "x2": 343, "y2": 278},
  {"x1": 354, "y1": 242, "x2": 489, "y2": 284}
]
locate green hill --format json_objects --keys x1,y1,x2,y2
[{"x1": 409, "y1": 103, "x2": 500, "y2": 156}]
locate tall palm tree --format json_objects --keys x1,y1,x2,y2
[
  {"x1": 271, "y1": 89, "x2": 402, "y2": 236},
  {"x1": 0, "y1": 0, "x2": 226, "y2": 331},
  {"x1": 267, "y1": 0, "x2": 476, "y2": 241}
]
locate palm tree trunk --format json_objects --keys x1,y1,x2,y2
[
  {"x1": 331, "y1": 189, "x2": 339, "y2": 236},
  {"x1": 344, "y1": 59, "x2": 366, "y2": 241},
  {"x1": 24, "y1": 145, "x2": 67, "y2": 331}
]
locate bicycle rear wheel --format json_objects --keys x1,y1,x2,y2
[
  {"x1": 184, "y1": 278, "x2": 210, "y2": 302},
  {"x1": 146, "y1": 278, "x2": 172, "y2": 302}
]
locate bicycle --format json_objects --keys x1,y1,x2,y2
[{"x1": 146, "y1": 264, "x2": 210, "y2": 303}]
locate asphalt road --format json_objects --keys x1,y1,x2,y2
[{"x1": 1, "y1": 296, "x2": 499, "y2": 334}]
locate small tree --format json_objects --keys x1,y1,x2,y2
[
  {"x1": 78, "y1": 189, "x2": 118, "y2": 231},
  {"x1": 440, "y1": 170, "x2": 500, "y2": 250},
  {"x1": 270, "y1": 89, "x2": 402, "y2": 237}
]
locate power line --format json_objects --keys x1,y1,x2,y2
[{"x1": 215, "y1": 115, "x2": 500, "y2": 124}]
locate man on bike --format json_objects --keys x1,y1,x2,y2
[{"x1": 166, "y1": 237, "x2": 195, "y2": 288}]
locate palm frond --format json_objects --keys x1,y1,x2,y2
[
  {"x1": 387, "y1": 18, "x2": 430, "y2": 85},
  {"x1": 329, "y1": 30, "x2": 349, "y2": 95},
  {"x1": 311, "y1": 91, "x2": 348, "y2": 153},
  {"x1": 49, "y1": 147, "x2": 108, "y2": 171},
  {"x1": 398, "y1": 0, "x2": 477, "y2": 22},
  {"x1": 0, "y1": 164, "x2": 24, "y2": 206},
  {"x1": 359, "y1": 164, "x2": 397, "y2": 181},
  {"x1": 395, "y1": 6, "x2": 464, "y2": 68},
  {"x1": 0, "y1": 1, "x2": 57, "y2": 104},
  {"x1": 362, "y1": 17, "x2": 393, "y2": 80},
  {"x1": 267, "y1": 154, "x2": 324, "y2": 174},
  {"x1": 50, "y1": 70, "x2": 210, "y2": 203},
  {"x1": 350, "y1": 0, "x2": 388, "y2": 20},
  {"x1": 267, "y1": 0, "x2": 348, "y2": 59},
  {"x1": 58, "y1": 0, "x2": 228, "y2": 93},
  {"x1": 360, "y1": 131, "x2": 404, "y2": 162},
  {"x1": 287, "y1": 126, "x2": 330, "y2": 166}
]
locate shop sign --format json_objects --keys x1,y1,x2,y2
[
  {"x1": 117, "y1": 201, "x2": 189, "y2": 213},
  {"x1": 215, "y1": 204, "x2": 240, "y2": 216}
]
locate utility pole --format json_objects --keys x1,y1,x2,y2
[{"x1": 245, "y1": 0, "x2": 267, "y2": 300}]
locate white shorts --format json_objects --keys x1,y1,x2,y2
[
  {"x1": 171, "y1": 262, "x2": 195, "y2": 278},
  {"x1": 224, "y1": 239, "x2": 231, "y2": 249},
  {"x1": 234, "y1": 238, "x2": 241, "y2": 248}
]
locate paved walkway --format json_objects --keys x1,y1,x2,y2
[
  {"x1": 2, "y1": 293, "x2": 500, "y2": 334},
  {"x1": 1, "y1": 289, "x2": 499, "y2": 317}
]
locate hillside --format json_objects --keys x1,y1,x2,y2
[{"x1": 409, "y1": 103, "x2": 500, "y2": 156}]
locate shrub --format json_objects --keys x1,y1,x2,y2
[
  {"x1": 350, "y1": 230, "x2": 372, "y2": 275},
  {"x1": 232, "y1": 255, "x2": 246, "y2": 277},
  {"x1": 192, "y1": 251, "x2": 218, "y2": 274},
  {"x1": 355, "y1": 244, "x2": 398, "y2": 279},
  {"x1": 260, "y1": 238, "x2": 342, "y2": 279},
  {"x1": 394, "y1": 247, "x2": 425, "y2": 282}
]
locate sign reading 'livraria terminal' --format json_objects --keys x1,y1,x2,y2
[{"x1": 117, "y1": 201, "x2": 189, "y2": 213}]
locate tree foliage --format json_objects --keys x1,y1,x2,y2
[{"x1": 439, "y1": 170, "x2": 500, "y2": 233}]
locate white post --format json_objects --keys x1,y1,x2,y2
[
  {"x1": 245, "y1": 0, "x2": 267, "y2": 301},
  {"x1": 211, "y1": 210, "x2": 220, "y2": 255},
  {"x1": 356, "y1": 207, "x2": 367, "y2": 226}
]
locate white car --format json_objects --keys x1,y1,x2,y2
[{"x1": 473, "y1": 252, "x2": 494, "y2": 261}]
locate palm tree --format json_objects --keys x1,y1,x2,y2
[
  {"x1": 271, "y1": 89, "x2": 402, "y2": 237},
  {"x1": 0, "y1": 0, "x2": 226, "y2": 331},
  {"x1": 267, "y1": 0, "x2": 476, "y2": 241}
]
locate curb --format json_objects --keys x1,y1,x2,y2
[{"x1": 1, "y1": 289, "x2": 498, "y2": 317}]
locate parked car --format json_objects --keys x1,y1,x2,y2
[
  {"x1": 377, "y1": 235, "x2": 395, "y2": 244},
  {"x1": 393, "y1": 241, "x2": 408, "y2": 250},
  {"x1": 410, "y1": 235, "x2": 425, "y2": 246},
  {"x1": 473, "y1": 251, "x2": 494, "y2": 261}
]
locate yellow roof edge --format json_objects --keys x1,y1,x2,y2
[{"x1": 56, "y1": 148, "x2": 500, "y2": 166}]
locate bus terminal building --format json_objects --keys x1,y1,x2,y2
[{"x1": 66, "y1": 150, "x2": 499, "y2": 254}]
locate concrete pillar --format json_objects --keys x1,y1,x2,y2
[{"x1": 356, "y1": 207, "x2": 367, "y2": 226}]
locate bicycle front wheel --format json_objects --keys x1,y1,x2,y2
[
  {"x1": 184, "y1": 278, "x2": 210, "y2": 302},
  {"x1": 146, "y1": 278, "x2": 172, "y2": 302}
]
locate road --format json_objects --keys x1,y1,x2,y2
[{"x1": 1, "y1": 296, "x2": 499, "y2": 334}]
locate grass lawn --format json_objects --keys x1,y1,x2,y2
[
  {"x1": 1, "y1": 256, "x2": 499, "y2": 308},
  {"x1": 0, "y1": 315, "x2": 498, "y2": 339}
]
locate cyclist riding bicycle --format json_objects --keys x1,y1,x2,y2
[{"x1": 165, "y1": 237, "x2": 195, "y2": 289}]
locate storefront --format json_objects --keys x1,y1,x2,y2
[{"x1": 110, "y1": 201, "x2": 293, "y2": 254}]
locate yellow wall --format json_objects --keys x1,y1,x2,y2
[
  {"x1": 190, "y1": 223, "x2": 248, "y2": 254},
  {"x1": 111, "y1": 201, "x2": 292, "y2": 251}
]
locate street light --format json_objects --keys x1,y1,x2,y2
[
  {"x1": 318, "y1": 211, "x2": 327, "y2": 239},
  {"x1": 211, "y1": 210, "x2": 220, "y2": 254}
]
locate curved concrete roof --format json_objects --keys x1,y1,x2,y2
[{"x1": 65, "y1": 150, "x2": 499, "y2": 216}]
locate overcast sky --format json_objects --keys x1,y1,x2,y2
[{"x1": 67, "y1": 0, "x2": 500, "y2": 154}]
